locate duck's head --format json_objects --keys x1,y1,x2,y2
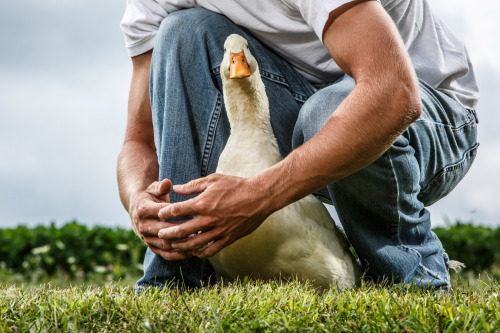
[{"x1": 221, "y1": 34, "x2": 258, "y2": 81}]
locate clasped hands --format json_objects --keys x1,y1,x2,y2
[{"x1": 130, "y1": 174, "x2": 271, "y2": 260}]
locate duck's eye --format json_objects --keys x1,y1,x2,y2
[{"x1": 224, "y1": 48, "x2": 226, "y2": 52}]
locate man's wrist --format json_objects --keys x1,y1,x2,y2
[{"x1": 249, "y1": 164, "x2": 295, "y2": 214}]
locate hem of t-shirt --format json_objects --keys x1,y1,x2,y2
[
  {"x1": 126, "y1": 33, "x2": 158, "y2": 57},
  {"x1": 314, "y1": 0, "x2": 357, "y2": 43},
  {"x1": 316, "y1": 0, "x2": 380, "y2": 43}
]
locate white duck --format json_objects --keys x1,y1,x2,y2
[{"x1": 210, "y1": 34, "x2": 362, "y2": 289}]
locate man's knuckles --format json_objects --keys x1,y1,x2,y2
[
  {"x1": 137, "y1": 200, "x2": 170, "y2": 219},
  {"x1": 139, "y1": 221, "x2": 158, "y2": 236},
  {"x1": 136, "y1": 202, "x2": 149, "y2": 218},
  {"x1": 192, "y1": 197, "x2": 219, "y2": 214},
  {"x1": 145, "y1": 237, "x2": 172, "y2": 251}
]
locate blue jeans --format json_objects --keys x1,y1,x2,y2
[{"x1": 137, "y1": 8, "x2": 478, "y2": 290}]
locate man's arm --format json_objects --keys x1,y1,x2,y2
[
  {"x1": 259, "y1": 0, "x2": 422, "y2": 208},
  {"x1": 156, "y1": 1, "x2": 422, "y2": 259},
  {"x1": 117, "y1": 50, "x2": 177, "y2": 256}
]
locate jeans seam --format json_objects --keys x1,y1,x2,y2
[
  {"x1": 419, "y1": 142, "x2": 479, "y2": 196},
  {"x1": 259, "y1": 70, "x2": 309, "y2": 103},
  {"x1": 419, "y1": 80, "x2": 474, "y2": 130},
  {"x1": 201, "y1": 92, "x2": 223, "y2": 177},
  {"x1": 414, "y1": 118, "x2": 475, "y2": 132},
  {"x1": 441, "y1": 143, "x2": 479, "y2": 173},
  {"x1": 387, "y1": 149, "x2": 402, "y2": 246}
]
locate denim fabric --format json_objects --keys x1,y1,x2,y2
[{"x1": 138, "y1": 8, "x2": 478, "y2": 290}]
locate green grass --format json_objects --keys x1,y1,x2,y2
[{"x1": 1, "y1": 275, "x2": 499, "y2": 332}]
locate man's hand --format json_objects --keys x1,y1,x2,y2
[
  {"x1": 156, "y1": 174, "x2": 271, "y2": 260},
  {"x1": 128, "y1": 178, "x2": 180, "y2": 258}
]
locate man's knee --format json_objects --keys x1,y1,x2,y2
[
  {"x1": 292, "y1": 75, "x2": 355, "y2": 149},
  {"x1": 158, "y1": 8, "x2": 214, "y2": 37},
  {"x1": 156, "y1": 8, "x2": 229, "y2": 54}
]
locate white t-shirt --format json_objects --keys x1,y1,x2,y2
[{"x1": 120, "y1": 0, "x2": 479, "y2": 110}]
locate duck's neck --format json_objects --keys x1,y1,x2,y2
[
  {"x1": 222, "y1": 75, "x2": 281, "y2": 158},
  {"x1": 223, "y1": 77, "x2": 267, "y2": 129}
]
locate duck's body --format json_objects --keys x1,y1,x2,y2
[{"x1": 210, "y1": 34, "x2": 361, "y2": 289}]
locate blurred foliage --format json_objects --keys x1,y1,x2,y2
[
  {"x1": 434, "y1": 221, "x2": 500, "y2": 275},
  {"x1": 0, "y1": 220, "x2": 498, "y2": 283},
  {"x1": 0, "y1": 220, "x2": 146, "y2": 283}
]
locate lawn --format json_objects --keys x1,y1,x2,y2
[
  {"x1": 1, "y1": 221, "x2": 500, "y2": 332},
  {"x1": 1, "y1": 275, "x2": 499, "y2": 332}
]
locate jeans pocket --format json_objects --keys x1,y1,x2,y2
[{"x1": 418, "y1": 143, "x2": 479, "y2": 206}]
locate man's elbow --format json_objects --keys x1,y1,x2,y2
[
  {"x1": 404, "y1": 87, "x2": 422, "y2": 126},
  {"x1": 390, "y1": 77, "x2": 422, "y2": 127}
]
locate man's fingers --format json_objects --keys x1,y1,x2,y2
[
  {"x1": 147, "y1": 178, "x2": 172, "y2": 198},
  {"x1": 150, "y1": 247, "x2": 194, "y2": 261},
  {"x1": 144, "y1": 236, "x2": 173, "y2": 251},
  {"x1": 173, "y1": 175, "x2": 218, "y2": 195},
  {"x1": 139, "y1": 220, "x2": 182, "y2": 237},
  {"x1": 193, "y1": 239, "x2": 226, "y2": 259},
  {"x1": 149, "y1": 233, "x2": 222, "y2": 261},
  {"x1": 136, "y1": 200, "x2": 171, "y2": 219},
  {"x1": 158, "y1": 200, "x2": 198, "y2": 220},
  {"x1": 157, "y1": 217, "x2": 209, "y2": 240},
  {"x1": 169, "y1": 229, "x2": 220, "y2": 252}
]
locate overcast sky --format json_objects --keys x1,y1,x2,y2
[{"x1": 0, "y1": 0, "x2": 498, "y2": 229}]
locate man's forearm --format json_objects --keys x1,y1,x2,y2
[
  {"x1": 117, "y1": 50, "x2": 158, "y2": 212},
  {"x1": 117, "y1": 140, "x2": 159, "y2": 212}
]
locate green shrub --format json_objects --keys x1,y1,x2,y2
[
  {"x1": 0, "y1": 221, "x2": 146, "y2": 282},
  {"x1": 0, "y1": 220, "x2": 498, "y2": 283}
]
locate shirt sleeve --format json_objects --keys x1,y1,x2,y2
[
  {"x1": 294, "y1": 0, "x2": 379, "y2": 42},
  {"x1": 120, "y1": 0, "x2": 168, "y2": 57}
]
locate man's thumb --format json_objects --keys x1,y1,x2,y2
[{"x1": 149, "y1": 178, "x2": 172, "y2": 197}]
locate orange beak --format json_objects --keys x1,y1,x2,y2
[{"x1": 229, "y1": 51, "x2": 251, "y2": 79}]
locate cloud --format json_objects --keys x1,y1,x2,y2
[
  {"x1": 0, "y1": 64, "x2": 131, "y2": 227},
  {"x1": 0, "y1": 0, "x2": 132, "y2": 227},
  {"x1": 431, "y1": 0, "x2": 500, "y2": 71},
  {"x1": 0, "y1": 0, "x2": 498, "y2": 229}
]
